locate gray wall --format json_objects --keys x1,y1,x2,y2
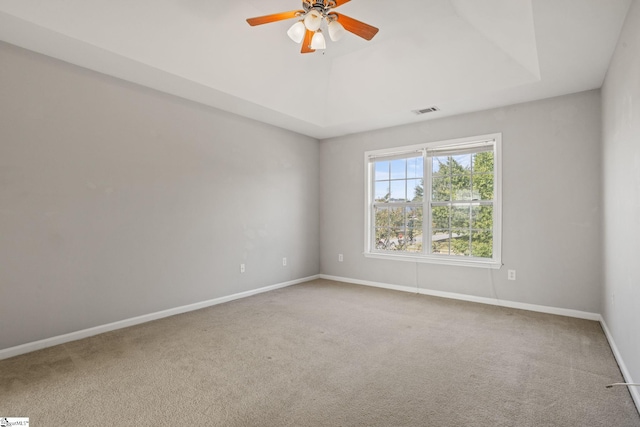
[
  {"x1": 602, "y1": 0, "x2": 640, "y2": 393},
  {"x1": 320, "y1": 90, "x2": 603, "y2": 313},
  {"x1": 0, "y1": 42, "x2": 320, "y2": 350}
]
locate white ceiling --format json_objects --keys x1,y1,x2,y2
[{"x1": 0, "y1": 0, "x2": 632, "y2": 139}]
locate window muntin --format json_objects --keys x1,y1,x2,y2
[{"x1": 365, "y1": 135, "x2": 501, "y2": 268}]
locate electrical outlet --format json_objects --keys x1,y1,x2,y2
[
  {"x1": 508, "y1": 270, "x2": 516, "y2": 281},
  {"x1": 282, "y1": 257, "x2": 287, "y2": 267},
  {"x1": 240, "y1": 264, "x2": 245, "y2": 273},
  {"x1": 338, "y1": 254, "x2": 344, "y2": 262}
]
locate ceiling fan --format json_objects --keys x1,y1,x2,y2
[{"x1": 246, "y1": 0, "x2": 379, "y2": 54}]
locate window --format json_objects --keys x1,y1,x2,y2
[{"x1": 365, "y1": 134, "x2": 501, "y2": 268}]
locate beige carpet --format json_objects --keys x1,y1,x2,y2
[{"x1": 1, "y1": 279, "x2": 639, "y2": 426}]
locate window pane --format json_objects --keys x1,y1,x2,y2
[
  {"x1": 375, "y1": 207, "x2": 390, "y2": 228},
  {"x1": 407, "y1": 157, "x2": 423, "y2": 179},
  {"x1": 405, "y1": 233, "x2": 422, "y2": 253},
  {"x1": 473, "y1": 151, "x2": 494, "y2": 173},
  {"x1": 406, "y1": 234, "x2": 423, "y2": 252},
  {"x1": 390, "y1": 207, "x2": 405, "y2": 229},
  {"x1": 472, "y1": 174, "x2": 493, "y2": 201},
  {"x1": 432, "y1": 176, "x2": 451, "y2": 201},
  {"x1": 407, "y1": 179, "x2": 422, "y2": 202},
  {"x1": 406, "y1": 207, "x2": 423, "y2": 253},
  {"x1": 451, "y1": 173, "x2": 472, "y2": 200},
  {"x1": 407, "y1": 207, "x2": 423, "y2": 230},
  {"x1": 375, "y1": 181, "x2": 389, "y2": 202},
  {"x1": 452, "y1": 154, "x2": 471, "y2": 170},
  {"x1": 390, "y1": 180, "x2": 406, "y2": 202},
  {"x1": 471, "y1": 206, "x2": 493, "y2": 230},
  {"x1": 376, "y1": 228, "x2": 394, "y2": 250},
  {"x1": 451, "y1": 206, "x2": 471, "y2": 228},
  {"x1": 471, "y1": 230, "x2": 493, "y2": 258},
  {"x1": 432, "y1": 231, "x2": 450, "y2": 254},
  {"x1": 432, "y1": 156, "x2": 449, "y2": 176},
  {"x1": 390, "y1": 159, "x2": 407, "y2": 179},
  {"x1": 451, "y1": 230, "x2": 471, "y2": 256},
  {"x1": 394, "y1": 228, "x2": 408, "y2": 250},
  {"x1": 375, "y1": 161, "x2": 390, "y2": 180},
  {"x1": 431, "y1": 206, "x2": 450, "y2": 229}
]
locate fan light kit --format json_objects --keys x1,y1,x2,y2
[{"x1": 247, "y1": 0, "x2": 379, "y2": 54}]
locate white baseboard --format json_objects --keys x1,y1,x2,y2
[
  {"x1": 599, "y1": 317, "x2": 640, "y2": 411},
  {"x1": 0, "y1": 275, "x2": 319, "y2": 360},
  {"x1": 320, "y1": 274, "x2": 601, "y2": 321}
]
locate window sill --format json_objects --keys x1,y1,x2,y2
[{"x1": 363, "y1": 251, "x2": 502, "y2": 269}]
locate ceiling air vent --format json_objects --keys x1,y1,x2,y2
[{"x1": 413, "y1": 107, "x2": 440, "y2": 115}]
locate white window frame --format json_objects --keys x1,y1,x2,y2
[{"x1": 364, "y1": 133, "x2": 502, "y2": 269}]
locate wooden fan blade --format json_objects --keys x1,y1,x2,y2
[
  {"x1": 331, "y1": 13, "x2": 379, "y2": 40},
  {"x1": 331, "y1": 0, "x2": 352, "y2": 7},
  {"x1": 246, "y1": 10, "x2": 303, "y2": 26},
  {"x1": 301, "y1": 29, "x2": 316, "y2": 54}
]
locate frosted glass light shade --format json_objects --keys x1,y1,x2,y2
[
  {"x1": 287, "y1": 21, "x2": 306, "y2": 43},
  {"x1": 304, "y1": 10, "x2": 323, "y2": 32},
  {"x1": 311, "y1": 31, "x2": 326, "y2": 50},
  {"x1": 328, "y1": 20, "x2": 346, "y2": 41}
]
